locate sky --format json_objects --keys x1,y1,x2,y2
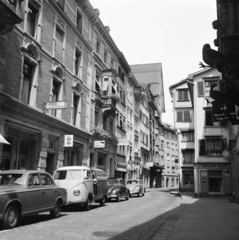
[{"x1": 90, "y1": 0, "x2": 217, "y2": 125}]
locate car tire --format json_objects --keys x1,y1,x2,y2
[
  {"x1": 116, "y1": 193, "x2": 121, "y2": 202},
  {"x1": 100, "y1": 196, "x2": 106, "y2": 206},
  {"x1": 125, "y1": 192, "x2": 130, "y2": 200},
  {"x1": 50, "y1": 200, "x2": 62, "y2": 218},
  {"x1": 84, "y1": 197, "x2": 91, "y2": 211},
  {"x1": 3, "y1": 204, "x2": 20, "y2": 229},
  {"x1": 137, "y1": 192, "x2": 140, "y2": 197},
  {"x1": 142, "y1": 192, "x2": 145, "y2": 196}
]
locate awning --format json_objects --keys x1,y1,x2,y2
[{"x1": 0, "y1": 134, "x2": 10, "y2": 144}]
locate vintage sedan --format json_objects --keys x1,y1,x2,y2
[
  {"x1": 126, "y1": 179, "x2": 145, "y2": 197},
  {"x1": 0, "y1": 170, "x2": 67, "y2": 229},
  {"x1": 107, "y1": 178, "x2": 130, "y2": 202}
]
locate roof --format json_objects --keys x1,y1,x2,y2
[
  {"x1": 131, "y1": 63, "x2": 165, "y2": 112},
  {"x1": 56, "y1": 166, "x2": 90, "y2": 170},
  {"x1": 169, "y1": 78, "x2": 187, "y2": 90}
]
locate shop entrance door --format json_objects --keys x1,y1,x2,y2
[
  {"x1": 208, "y1": 170, "x2": 223, "y2": 193},
  {"x1": 46, "y1": 153, "x2": 55, "y2": 175}
]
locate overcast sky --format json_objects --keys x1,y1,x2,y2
[{"x1": 90, "y1": 0, "x2": 217, "y2": 125}]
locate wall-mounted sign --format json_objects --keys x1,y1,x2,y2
[
  {"x1": 64, "y1": 135, "x2": 74, "y2": 147},
  {"x1": 45, "y1": 101, "x2": 67, "y2": 110},
  {"x1": 222, "y1": 150, "x2": 230, "y2": 159},
  {"x1": 94, "y1": 140, "x2": 105, "y2": 149}
]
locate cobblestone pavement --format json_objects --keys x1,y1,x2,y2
[{"x1": 0, "y1": 190, "x2": 183, "y2": 240}]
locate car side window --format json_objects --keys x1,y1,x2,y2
[
  {"x1": 87, "y1": 170, "x2": 92, "y2": 179},
  {"x1": 40, "y1": 174, "x2": 53, "y2": 186},
  {"x1": 28, "y1": 174, "x2": 40, "y2": 187}
]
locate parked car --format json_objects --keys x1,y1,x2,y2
[
  {"x1": 107, "y1": 178, "x2": 130, "y2": 201},
  {"x1": 53, "y1": 166, "x2": 108, "y2": 210},
  {"x1": 126, "y1": 179, "x2": 145, "y2": 197},
  {"x1": 0, "y1": 170, "x2": 67, "y2": 229}
]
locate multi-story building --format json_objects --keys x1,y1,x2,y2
[
  {"x1": 161, "y1": 124, "x2": 179, "y2": 188},
  {"x1": 0, "y1": 0, "x2": 95, "y2": 174},
  {"x1": 170, "y1": 67, "x2": 232, "y2": 196},
  {"x1": 131, "y1": 63, "x2": 165, "y2": 188}
]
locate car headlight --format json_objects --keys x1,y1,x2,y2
[
  {"x1": 112, "y1": 189, "x2": 117, "y2": 195},
  {"x1": 134, "y1": 187, "x2": 140, "y2": 191},
  {"x1": 73, "y1": 188, "x2": 80, "y2": 196}
]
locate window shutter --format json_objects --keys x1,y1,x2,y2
[
  {"x1": 177, "y1": 111, "x2": 183, "y2": 122},
  {"x1": 221, "y1": 139, "x2": 227, "y2": 151},
  {"x1": 184, "y1": 90, "x2": 189, "y2": 100},
  {"x1": 199, "y1": 139, "x2": 206, "y2": 156},
  {"x1": 197, "y1": 82, "x2": 204, "y2": 96},
  {"x1": 178, "y1": 90, "x2": 183, "y2": 101},
  {"x1": 184, "y1": 111, "x2": 190, "y2": 122}
]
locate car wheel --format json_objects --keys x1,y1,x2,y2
[
  {"x1": 84, "y1": 198, "x2": 91, "y2": 211},
  {"x1": 125, "y1": 192, "x2": 130, "y2": 200},
  {"x1": 137, "y1": 192, "x2": 140, "y2": 197},
  {"x1": 142, "y1": 192, "x2": 145, "y2": 196},
  {"x1": 50, "y1": 200, "x2": 62, "y2": 218},
  {"x1": 116, "y1": 193, "x2": 121, "y2": 202},
  {"x1": 3, "y1": 204, "x2": 20, "y2": 229},
  {"x1": 100, "y1": 196, "x2": 106, "y2": 206}
]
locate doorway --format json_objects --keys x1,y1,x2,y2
[{"x1": 46, "y1": 153, "x2": 55, "y2": 175}]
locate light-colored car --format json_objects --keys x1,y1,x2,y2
[
  {"x1": 0, "y1": 170, "x2": 67, "y2": 229},
  {"x1": 53, "y1": 166, "x2": 108, "y2": 210},
  {"x1": 107, "y1": 178, "x2": 130, "y2": 201},
  {"x1": 127, "y1": 179, "x2": 145, "y2": 197}
]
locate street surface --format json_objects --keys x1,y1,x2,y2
[
  {"x1": 0, "y1": 190, "x2": 182, "y2": 240},
  {"x1": 2, "y1": 190, "x2": 239, "y2": 240}
]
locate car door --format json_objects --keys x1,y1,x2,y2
[
  {"x1": 27, "y1": 174, "x2": 45, "y2": 212},
  {"x1": 83, "y1": 169, "x2": 93, "y2": 200},
  {"x1": 40, "y1": 173, "x2": 56, "y2": 209},
  {"x1": 120, "y1": 179, "x2": 127, "y2": 196}
]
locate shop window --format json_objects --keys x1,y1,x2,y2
[
  {"x1": 55, "y1": 27, "x2": 64, "y2": 62},
  {"x1": 76, "y1": 10, "x2": 82, "y2": 33},
  {"x1": 183, "y1": 172, "x2": 194, "y2": 186},
  {"x1": 26, "y1": 1, "x2": 39, "y2": 39},
  {"x1": 177, "y1": 89, "x2": 189, "y2": 101},
  {"x1": 182, "y1": 150, "x2": 195, "y2": 163}
]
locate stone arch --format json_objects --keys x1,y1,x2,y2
[
  {"x1": 52, "y1": 65, "x2": 64, "y2": 79},
  {"x1": 72, "y1": 81, "x2": 82, "y2": 94},
  {"x1": 24, "y1": 43, "x2": 39, "y2": 61}
]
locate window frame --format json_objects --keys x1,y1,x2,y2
[
  {"x1": 177, "y1": 89, "x2": 189, "y2": 102},
  {"x1": 176, "y1": 110, "x2": 191, "y2": 122}
]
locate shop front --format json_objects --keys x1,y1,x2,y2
[
  {"x1": 115, "y1": 154, "x2": 127, "y2": 180},
  {"x1": 198, "y1": 163, "x2": 232, "y2": 196}
]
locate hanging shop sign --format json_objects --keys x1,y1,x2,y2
[
  {"x1": 212, "y1": 102, "x2": 239, "y2": 124},
  {"x1": 94, "y1": 140, "x2": 105, "y2": 149},
  {"x1": 64, "y1": 135, "x2": 74, "y2": 147},
  {"x1": 45, "y1": 101, "x2": 67, "y2": 110}
]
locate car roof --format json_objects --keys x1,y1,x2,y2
[
  {"x1": 56, "y1": 166, "x2": 90, "y2": 171},
  {"x1": 0, "y1": 170, "x2": 46, "y2": 174}
]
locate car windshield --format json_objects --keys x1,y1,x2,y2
[
  {"x1": 107, "y1": 179, "x2": 119, "y2": 185},
  {"x1": 0, "y1": 174, "x2": 26, "y2": 186},
  {"x1": 54, "y1": 170, "x2": 83, "y2": 180},
  {"x1": 127, "y1": 180, "x2": 138, "y2": 184}
]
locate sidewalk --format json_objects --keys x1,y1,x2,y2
[{"x1": 152, "y1": 191, "x2": 239, "y2": 240}]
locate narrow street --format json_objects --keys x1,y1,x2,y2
[{"x1": 0, "y1": 190, "x2": 182, "y2": 240}]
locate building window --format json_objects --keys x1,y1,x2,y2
[
  {"x1": 205, "y1": 80, "x2": 219, "y2": 97},
  {"x1": 95, "y1": 67, "x2": 102, "y2": 94},
  {"x1": 183, "y1": 172, "x2": 194, "y2": 186},
  {"x1": 176, "y1": 110, "x2": 191, "y2": 122},
  {"x1": 27, "y1": 1, "x2": 38, "y2": 38},
  {"x1": 205, "y1": 111, "x2": 220, "y2": 127},
  {"x1": 74, "y1": 49, "x2": 82, "y2": 78},
  {"x1": 55, "y1": 27, "x2": 64, "y2": 62},
  {"x1": 22, "y1": 62, "x2": 34, "y2": 104},
  {"x1": 72, "y1": 94, "x2": 80, "y2": 126},
  {"x1": 181, "y1": 131, "x2": 194, "y2": 142},
  {"x1": 104, "y1": 49, "x2": 107, "y2": 64},
  {"x1": 182, "y1": 150, "x2": 195, "y2": 163},
  {"x1": 76, "y1": 11, "x2": 82, "y2": 33},
  {"x1": 178, "y1": 89, "x2": 189, "y2": 101},
  {"x1": 51, "y1": 78, "x2": 61, "y2": 117},
  {"x1": 96, "y1": 39, "x2": 100, "y2": 54},
  {"x1": 111, "y1": 58, "x2": 114, "y2": 69},
  {"x1": 199, "y1": 138, "x2": 227, "y2": 156}
]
